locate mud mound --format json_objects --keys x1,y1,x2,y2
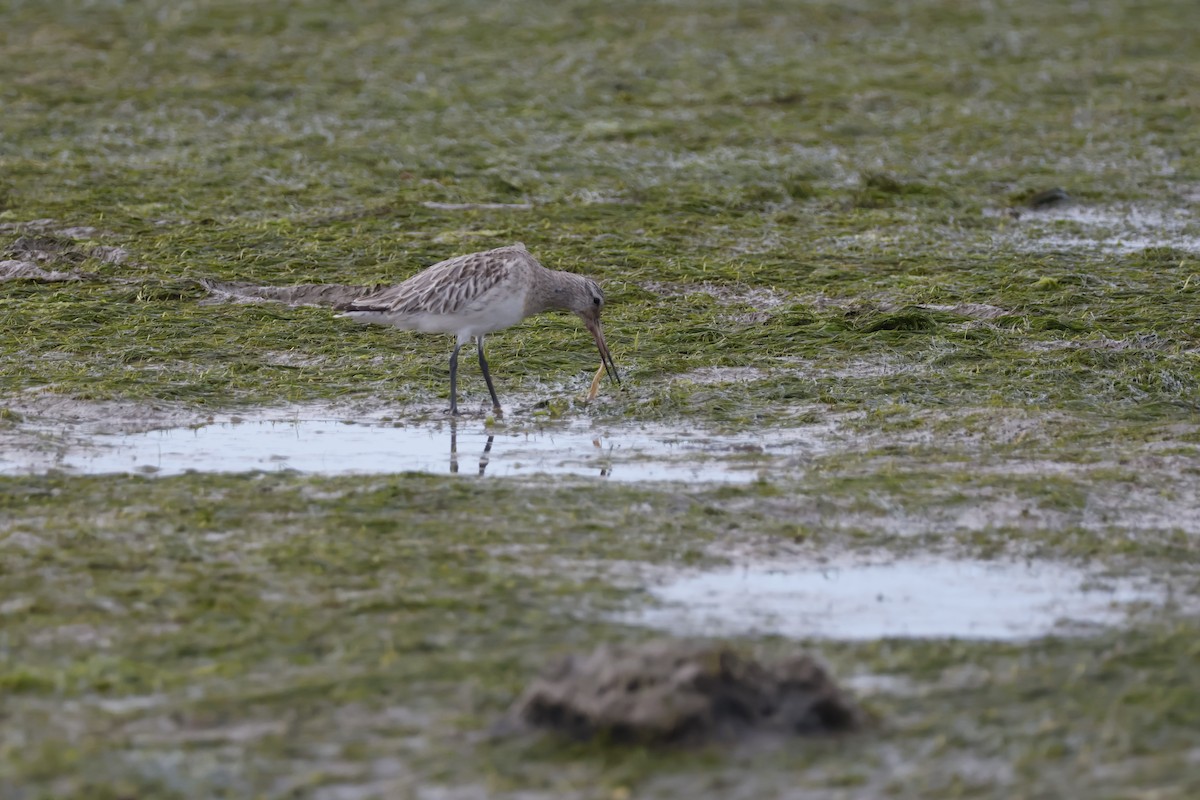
[
  {"x1": 199, "y1": 279, "x2": 371, "y2": 308},
  {"x1": 504, "y1": 640, "x2": 861, "y2": 745}
]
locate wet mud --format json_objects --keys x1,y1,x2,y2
[
  {"x1": 0, "y1": 260, "x2": 90, "y2": 283},
  {"x1": 198, "y1": 279, "x2": 371, "y2": 308},
  {"x1": 1, "y1": 230, "x2": 128, "y2": 275},
  {"x1": 999, "y1": 202, "x2": 1200, "y2": 253}
]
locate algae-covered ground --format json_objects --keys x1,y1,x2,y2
[{"x1": 2, "y1": 1, "x2": 1199, "y2": 798}]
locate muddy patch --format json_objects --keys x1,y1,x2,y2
[
  {"x1": 671, "y1": 366, "x2": 770, "y2": 385},
  {"x1": 896, "y1": 302, "x2": 1010, "y2": 321},
  {"x1": 199, "y1": 279, "x2": 370, "y2": 308},
  {"x1": 502, "y1": 640, "x2": 861, "y2": 745},
  {"x1": 0, "y1": 260, "x2": 90, "y2": 283},
  {"x1": 792, "y1": 294, "x2": 1012, "y2": 323},
  {"x1": 422, "y1": 201, "x2": 534, "y2": 211},
  {"x1": 633, "y1": 557, "x2": 1165, "y2": 640},
  {"x1": 2, "y1": 230, "x2": 127, "y2": 267},
  {"x1": 641, "y1": 280, "x2": 793, "y2": 324},
  {"x1": 673, "y1": 352, "x2": 920, "y2": 384},
  {"x1": 999, "y1": 203, "x2": 1200, "y2": 253},
  {"x1": 0, "y1": 218, "x2": 107, "y2": 237}
]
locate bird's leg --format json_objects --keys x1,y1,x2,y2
[
  {"x1": 449, "y1": 342, "x2": 462, "y2": 415},
  {"x1": 476, "y1": 336, "x2": 502, "y2": 413},
  {"x1": 479, "y1": 435, "x2": 493, "y2": 476}
]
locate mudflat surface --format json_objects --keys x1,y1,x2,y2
[{"x1": 2, "y1": 1, "x2": 1199, "y2": 799}]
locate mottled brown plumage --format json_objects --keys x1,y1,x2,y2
[
  {"x1": 348, "y1": 246, "x2": 524, "y2": 318},
  {"x1": 339, "y1": 243, "x2": 619, "y2": 415}
]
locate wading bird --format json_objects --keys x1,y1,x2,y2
[{"x1": 338, "y1": 243, "x2": 620, "y2": 414}]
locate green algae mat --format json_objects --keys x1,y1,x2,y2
[{"x1": 2, "y1": 1, "x2": 1199, "y2": 797}]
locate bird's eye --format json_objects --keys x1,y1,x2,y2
[{"x1": 593, "y1": 296, "x2": 601, "y2": 306}]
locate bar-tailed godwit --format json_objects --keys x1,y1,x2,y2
[{"x1": 338, "y1": 243, "x2": 619, "y2": 415}]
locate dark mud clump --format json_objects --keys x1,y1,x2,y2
[
  {"x1": 1026, "y1": 187, "x2": 1071, "y2": 209},
  {"x1": 503, "y1": 640, "x2": 862, "y2": 745}
]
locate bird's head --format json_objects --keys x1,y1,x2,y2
[{"x1": 572, "y1": 278, "x2": 620, "y2": 386}]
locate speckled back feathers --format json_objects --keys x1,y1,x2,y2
[{"x1": 345, "y1": 243, "x2": 537, "y2": 317}]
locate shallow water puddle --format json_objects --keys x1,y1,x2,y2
[
  {"x1": 634, "y1": 558, "x2": 1160, "y2": 640},
  {"x1": 2, "y1": 417, "x2": 831, "y2": 482}
]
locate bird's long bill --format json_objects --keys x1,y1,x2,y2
[{"x1": 585, "y1": 318, "x2": 621, "y2": 386}]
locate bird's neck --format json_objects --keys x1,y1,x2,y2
[{"x1": 526, "y1": 268, "x2": 584, "y2": 315}]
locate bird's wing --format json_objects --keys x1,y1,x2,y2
[{"x1": 345, "y1": 245, "x2": 534, "y2": 315}]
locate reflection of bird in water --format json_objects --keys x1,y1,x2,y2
[
  {"x1": 448, "y1": 427, "x2": 612, "y2": 478},
  {"x1": 449, "y1": 424, "x2": 494, "y2": 476},
  {"x1": 338, "y1": 243, "x2": 620, "y2": 415},
  {"x1": 593, "y1": 437, "x2": 611, "y2": 478}
]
